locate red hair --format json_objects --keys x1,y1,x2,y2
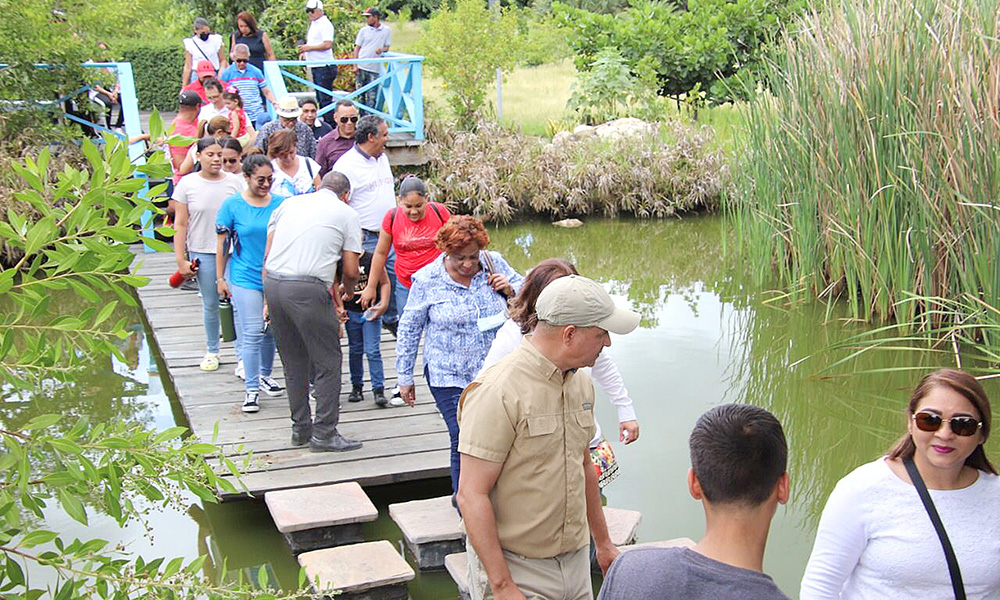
[{"x1": 435, "y1": 215, "x2": 489, "y2": 254}]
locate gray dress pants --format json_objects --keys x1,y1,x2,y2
[{"x1": 264, "y1": 275, "x2": 343, "y2": 440}]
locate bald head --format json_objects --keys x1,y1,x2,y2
[{"x1": 321, "y1": 170, "x2": 351, "y2": 201}]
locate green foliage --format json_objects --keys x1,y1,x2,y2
[
  {"x1": 426, "y1": 118, "x2": 729, "y2": 221},
  {"x1": 566, "y1": 48, "x2": 667, "y2": 124},
  {"x1": 418, "y1": 0, "x2": 522, "y2": 127},
  {"x1": 728, "y1": 0, "x2": 1000, "y2": 334},
  {"x1": 262, "y1": 0, "x2": 361, "y2": 58},
  {"x1": 554, "y1": 0, "x2": 807, "y2": 104},
  {"x1": 516, "y1": 9, "x2": 572, "y2": 67},
  {"x1": 117, "y1": 41, "x2": 187, "y2": 111},
  {"x1": 182, "y1": 0, "x2": 267, "y2": 34}
]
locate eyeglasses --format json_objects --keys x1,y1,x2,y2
[
  {"x1": 223, "y1": 158, "x2": 239, "y2": 164},
  {"x1": 913, "y1": 411, "x2": 983, "y2": 437},
  {"x1": 235, "y1": 58, "x2": 248, "y2": 64},
  {"x1": 252, "y1": 176, "x2": 274, "y2": 184},
  {"x1": 339, "y1": 116, "x2": 359, "y2": 123}
]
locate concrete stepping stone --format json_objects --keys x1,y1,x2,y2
[
  {"x1": 388, "y1": 495, "x2": 464, "y2": 570},
  {"x1": 444, "y1": 552, "x2": 471, "y2": 600},
  {"x1": 299, "y1": 540, "x2": 415, "y2": 600},
  {"x1": 620, "y1": 537, "x2": 696, "y2": 552},
  {"x1": 265, "y1": 482, "x2": 378, "y2": 554},
  {"x1": 591, "y1": 506, "x2": 642, "y2": 571}
]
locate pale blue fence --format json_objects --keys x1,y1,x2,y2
[{"x1": 262, "y1": 52, "x2": 425, "y2": 140}]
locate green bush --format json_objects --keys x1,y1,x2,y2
[
  {"x1": 516, "y1": 9, "x2": 571, "y2": 67},
  {"x1": 729, "y1": 0, "x2": 1000, "y2": 332},
  {"x1": 554, "y1": 0, "x2": 806, "y2": 104},
  {"x1": 426, "y1": 118, "x2": 729, "y2": 221},
  {"x1": 263, "y1": 0, "x2": 361, "y2": 58},
  {"x1": 118, "y1": 40, "x2": 186, "y2": 111},
  {"x1": 567, "y1": 48, "x2": 667, "y2": 124}
]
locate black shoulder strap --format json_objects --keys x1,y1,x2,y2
[
  {"x1": 306, "y1": 158, "x2": 314, "y2": 179},
  {"x1": 390, "y1": 206, "x2": 398, "y2": 230},
  {"x1": 904, "y1": 456, "x2": 966, "y2": 600},
  {"x1": 430, "y1": 202, "x2": 444, "y2": 224}
]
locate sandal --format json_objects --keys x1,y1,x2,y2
[{"x1": 200, "y1": 353, "x2": 220, "y2": 372}]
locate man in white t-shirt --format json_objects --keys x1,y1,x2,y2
[
  {"x1": 331, "y1": 114, "x2": 400, "y2": 333},
  {"x1": 182, "y1": 17, "x2": 227, "y2": 87},
  {"x1": 264, "y1": 171, "x2": 363, "y2": 452},
  {"x1": 299, "y1": 0, "x2": 337, "y2": 112}
]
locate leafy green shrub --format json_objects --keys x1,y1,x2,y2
[
  {"x1": 566, "y1": 48, "x2": 667, "y2": 124},
  {"x1": 517, "y1": 10, "x2": 572, "y2": 67},
  {"x1": 418, "y1": 0, "x2": 521, "y2": 128},
  {"x1": 729, "y1": 0, "x2": 1000, "y2": 331},
  {"x1": 554, "y1": 0, "x2": 806, "y2": 104},
  {"x1": 263, "y1": 0, "x2": 360, "y2": 58},
  {"x1": 426, "y1": 118, "x2": 729, "y2": 221},
  {"x1": 117, "y1": 40, "x2": 186, "y2": 111}
]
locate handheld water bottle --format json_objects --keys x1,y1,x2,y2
[
  {"x1": 168, "y1": 258, "x2": 199, "y2": 288},
  {"x1": 219, "y1": 298, "x2": 237, "y2": 342}
]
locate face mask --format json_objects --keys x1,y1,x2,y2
[{"x1": 198, "y1": 32, "x2": 210, "y2": 41}]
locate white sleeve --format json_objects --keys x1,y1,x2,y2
[
  {"x1": 591, "y1": 352, "x2": 636, "y2": 423},
  {"x1": 342, "y1": 210, "x2": 363, "y2": 254},
  {"x1": 800, "y1": 474, "x2": 869, "y2": 599},
  {"x1": 322, "y1": 20, "x2": 334, "y2": 43},
  {"x1": 479, "y1": 319, "x2": 522, "y2": 376}
]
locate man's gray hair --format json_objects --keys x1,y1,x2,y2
[
  {"x1": 193, "y1": 17, "x2": 210, "y2": 29},
  {"x1": 321, "y1": 171, "x2": 351, "y2": 198},
  {"x1": 355, "y1": 115, "x2": 385, "y2": 144},
  {"x1": 233, "y1": 43, "x2": 250, "y2": 57}
]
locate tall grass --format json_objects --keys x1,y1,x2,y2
[{"x1": 728, "y1": 0, "x2": 1000, "y2": 336}]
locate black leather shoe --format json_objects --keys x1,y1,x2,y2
[
  {"x1": 291, "y1": 429, "x2": 311, "y2": 447},
  {"x1": 309, "y1": 434, "x2": 363, "y2": 452},
  {"x1": 382, "y1": 320, "x2": 398, "y2": 338},
  {"x1": 348, "y1": 384, "x2": 364, "y2": 403},
  {"x1": 373, "y1": 388, "x2": 388, "y2": 407}
]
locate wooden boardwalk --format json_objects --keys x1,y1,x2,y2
[{"x1": 133, "y1": 250, "x2": 449, "y2": 499}]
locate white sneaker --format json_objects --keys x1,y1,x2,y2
[
  {"x1": 234, "y1": 360, "x2": 245, "y2": 380},
  {"x1": 242, "y1": 391, "x2": 260, "y2": 413},
  {"x1": 389, "y1": 386, "x2": 406, "y2": 407},
  {"x1": 259, "y1": 375, "x2": 283, "y2": 396}
]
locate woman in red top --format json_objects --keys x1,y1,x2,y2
[{"x1": 360, "y1": 176, "x2": 451, "y2": 315}]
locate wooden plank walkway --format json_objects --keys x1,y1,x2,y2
[{"x1": 132, "y1": 249, "x2": 449, "y2": 499}]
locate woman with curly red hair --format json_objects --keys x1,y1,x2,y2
[{"x1": 395, "y1": 215, "x2": 524, "y2": 494}]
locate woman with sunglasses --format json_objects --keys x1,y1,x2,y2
[
  {"x1": 801, "y1": 368, "x2": 1000, "y2": 599},
  {"x1": 215, "y1": 154, "x2": 286, "y2": 413},
  {"x1": 171, "y1": 137, "x2": 247, "y2": 372},
  {"x1": 221, "y1": 138, "x2": 243, "y2": 175}
]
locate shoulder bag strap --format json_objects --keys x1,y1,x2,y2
[
  {"x1": 903, "y1": 456, "x2": 966, "y2": 600},
  {"x1": 430, "y1": 202, "x2": 444, "y2": 224},
  {"x1": 479, "y1": 250, "x2": 510, "y2": 301},
  {"x1": 191, "y1": 37, "x2": 213, "y2": 64}
]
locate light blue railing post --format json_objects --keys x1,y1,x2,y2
[
  {"x1": 114, "y1": 62, "x2": 154, "y2": 252},
  {"x1": 262, "y1": 53, "x2": 425, "y2": 139}
]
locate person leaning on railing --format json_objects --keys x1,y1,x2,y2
[{"x1": 800, "y1": 368, "x2": 1000, "y2": 599}]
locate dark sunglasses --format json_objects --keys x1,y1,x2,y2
[
  {"x1": 305, "y1": 7, "x2": 316, "y2": 13},
  {"x1": 235, "y1": 58, "x2": 248, "y2": 64},
  {"x1": 913, "y1": 411, "x2": 982, "y2": 437},
  {"x1": 223, "y1": 158, "x2": 239, "y2": 164},
  {"x1": 252, "y1": 176, "x2": 274, "y2": 184},
  {"x1": 339, "y1": 115, "x2": 359, "y2": 123}
]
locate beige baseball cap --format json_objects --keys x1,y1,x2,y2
[{"x1": 535, "y1": 275, "x2": 640, "y2": 335}]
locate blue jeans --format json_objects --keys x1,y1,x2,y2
[
  {"x1": 362, "y1": 230, "x2": 398, "y2": 325},
  {"x1": 345, "y1": 310, "x2": 384, "y2": 390},
  {"x1": 395, "y1": 281, "x2": 410, "y2": 315},
  {"x1": 356, "y1": 68, "x2": 380, "y2": 113},
  {"x1": 312, "y1": 65, "x2": 338, "y2": 111},
  {"x1": 428, "y1": 377, "x2": 463, "y2": 494},
  {"x1": 190, "y1": 251, "x2": 219, "y2": 354},
  {"x1": 229, "y1": 283, "x2": 275, "y2": 393}
]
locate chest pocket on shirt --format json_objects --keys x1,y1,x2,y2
[
  {"x1": 570, "y1": 410, "x2": 595, "y2": 451},
  {"x1": 526, "y1": 415, "x2": 558, "y2": 437}
]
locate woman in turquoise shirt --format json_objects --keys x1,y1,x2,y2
[{"x1": 216, "y1": 154, "x2": 286, "y2": 414}]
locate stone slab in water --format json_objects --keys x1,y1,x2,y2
[
  {"x1": 265, "y1": 482, "x2": 378, "y2": 553},
  {"x1": 620, "y1": 537, "x2": 696, "y2": 552},
  {"x1": 388, "y1": 495, "x2": 464, "y2": 569},
  {"x1": 604, "y1": 507, "x2": 642, "y2": 546},
  {"x1": 444, "y1": 552, "x2": 471, "y2": 600},
  {"x1": 298, "y1": 540, "x2": 415, "y2": 600}
]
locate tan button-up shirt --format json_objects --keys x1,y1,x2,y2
[{"x1": 458, "y1": 337, "x2": 596, "y2": 559}]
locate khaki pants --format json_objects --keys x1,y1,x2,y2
[{"x1": 467, "y1": 543, "x2": 592, "y2": 600}]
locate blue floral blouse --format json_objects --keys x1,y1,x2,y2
[{"x1": 396, "y1": 251, "x2": 524, "y2": 389}]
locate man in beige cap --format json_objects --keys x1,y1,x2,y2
[
  {"x1": 254, "y1": 96, "x2": 317, "y2": 159},
  {"x1": 457, "y1": 274, "x2": 641, "y2": 600}
]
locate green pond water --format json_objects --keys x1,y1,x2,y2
[{"x1": 7, "y1": 216, "x2": 998, "y2": 598}]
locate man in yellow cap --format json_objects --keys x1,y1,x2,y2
[{"x1": 457, "y1": 275, "x2": 641, "y2": 600}]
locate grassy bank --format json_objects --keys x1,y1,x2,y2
[{"x1": 728, "y1": 0, "x2": 1000, "y2": 336}]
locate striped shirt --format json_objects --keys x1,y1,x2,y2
[{"x1": 219, "y1": 64, "x2": 267, "y2": 122}]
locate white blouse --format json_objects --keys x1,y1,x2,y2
[
  {"x1": 800, "y1": 458, "x2": 1000, "y2": 600},
  {"x1": 479, "y1": 318, "x2": 638, "y2": 447}
]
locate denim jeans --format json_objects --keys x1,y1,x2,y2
[
  {"x1": 312, "y1": 65, "x2": 338, "y2": 111},
  {"x1": 229, "y1": 283, "x2": 275, "y2": 393},
  {"x1": 428, "y1": 376, "x2": 463, "y2": 494},
  {"x1": 345, "y1": 310, "x2": 384, "y2": 390},
  {"x1": 190, "y1": 251, "x2": 219, "y2": 354},
  {"x1": 362, "y1": 230, "x2": 397, "y2": 325},
  {"x1": 395, "y1": 281, "x2": 410, "y2": 315},
  {"x1": 356, "y1": 68, "x2": 380, "y2": 113}
]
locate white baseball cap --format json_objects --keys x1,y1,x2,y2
[
  {"x1": 535, "y1": 275, "x2": 640, "y2": 335},
  {"x1": 305, "y1": 0, "x2": 324, "y2": 10}
]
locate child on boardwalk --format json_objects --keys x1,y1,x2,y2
[{"x1": 339, "y1": 250, "x2": 392, "y2": 406}]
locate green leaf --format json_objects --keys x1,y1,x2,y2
[
  {"x1": 152, "y1": 426, "x2": 187, "y2": 444},
  {"x1": 23, "y1": 414, "x2": 61, "y2": 431},
  {"x1": 80, "y1": 139, "x2": 103, "y2": 174},
  {"x1": 186, "y1": 443, "x2": 217, "y2": 455},
  {"x1": 23, "y1": 217, "x2": 55, "y2": 257},
  {"x1": 257, "y1": 565, "x2": 268, "y2": 589},
  {"x1": 163, "y1": 556, "x2": 185, "y2": 578},
  {"x1": 19, "y1": 530, "x2": 58, "y2": 547},
  {"x1": 5, "y1": 555, "x2": 25, "y2": 586},
  {"x1": 47, "y1": 438, "x2": 84, "y2": 455},
  {"x1": 93, "y1": 301, "x2": 118, "y2": 327},
  {"x1": 57, "y1": 488, "x2": 87, "y2": 525}
]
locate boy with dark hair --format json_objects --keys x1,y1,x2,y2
[{"x1": 597, "y1": 404, "x2": 792, "y2": 600}]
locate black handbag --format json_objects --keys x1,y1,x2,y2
[{"x1": 903, "y1": 455, "x2": 967, "y2": 600}]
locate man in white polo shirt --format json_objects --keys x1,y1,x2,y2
[
  {"x1": 332, "y1": 114, "x2": 400, "y2": 334},
  {"x1": 299, "y1": 0, "x2": 337, "y2": 111},
  {"x1": 264, "y1": 170, "x2": 362, "y2": 452}
]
